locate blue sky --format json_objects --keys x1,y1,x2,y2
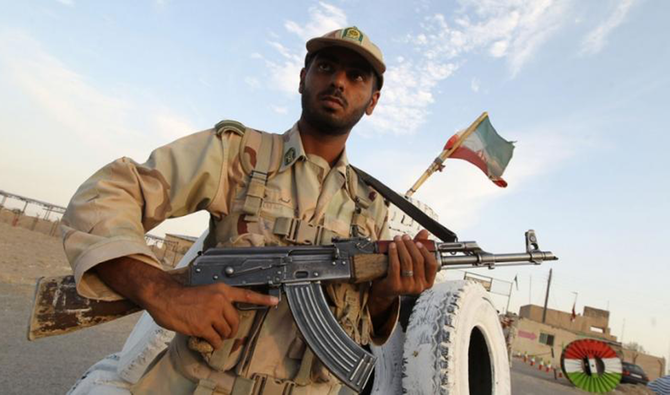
[{"x1": 1, "y1": 1, "x2": 668, "y2": 363}]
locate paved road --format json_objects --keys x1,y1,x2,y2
[
  {"x1": 511, "y1": 358, "x2": 583, "y2": 394},
  {"x1": 0, "y1": 281, "x2": 140, "y2": 395}
]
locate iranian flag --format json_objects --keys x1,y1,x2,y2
[{"x1": 444, "y1": 114, "x2": 515, "y2": 187}]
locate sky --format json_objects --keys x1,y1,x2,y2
[{"x1": 0, "y1": 0, "x2": 668, "y2": 364}]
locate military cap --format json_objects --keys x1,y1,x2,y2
[{"x1": 306, "y1": 26, "x2": 385, "y2": 88}]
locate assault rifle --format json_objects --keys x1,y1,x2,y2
[{"x1": 28, "y1": 230, "x2": 556, "y2": 392}]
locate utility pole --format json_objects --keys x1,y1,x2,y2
[
  {"x1": 542, "y1": 268, "x2": 553, "y2": 323},
  {"x1": 505, "y1": 276, "x2": 515, "y2": 314}
]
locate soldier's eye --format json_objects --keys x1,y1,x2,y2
[
  {"x1": 318, "y1": 62, "x2": 332, "y2": 72},
  {"x1": 349, "y1": 70, "x2": 365, "y2": 82}
]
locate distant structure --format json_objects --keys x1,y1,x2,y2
[{"x1": 508, "y1": 304, "x2": 666, "y2": 380}]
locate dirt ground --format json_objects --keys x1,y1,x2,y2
[
  {"x1": 0, "y1": 222, "x2": 139, "y2": 394},
  {"x1": 0, "y1": 222, "x2": 72, "y2": 286}
]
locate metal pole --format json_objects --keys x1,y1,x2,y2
[
  {"x1": 542, "y1": 268, "x2": 552, "y2": 323},
  {"x1": 505, "y1": 279, "x2": 514, "y2": 313}
]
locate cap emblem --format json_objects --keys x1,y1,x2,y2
[{"x1": 341, "y1": 27, "x2": 364, "y2": 44}]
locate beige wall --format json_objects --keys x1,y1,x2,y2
[
  {"x1": 0, "y1": 209, "x2": 61, "y2": 237},
  {"x1": 512, "y1": 317, "x2": 583, "y2": 368},
  {"x1": 519, "y1": 304, "x2": 616, "y2": 341},
  {"x1": 621, "y1": 349, "x2": 666, "y2": 381}
]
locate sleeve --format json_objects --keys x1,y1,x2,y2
[{"x1": 60, "y1": 129, "x2": 235, "y2": 300}]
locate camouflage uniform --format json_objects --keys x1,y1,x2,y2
[{"x1": 62, "y1": 120, "x2": 398, "y2": 394}]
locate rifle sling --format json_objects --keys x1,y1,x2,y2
[{"x1": 352, "y1": 166, "x2": 457, "y2": 242}]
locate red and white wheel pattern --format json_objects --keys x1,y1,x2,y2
[{"x1": 560, "y1": 339, "x2": 622, "y2": 393}]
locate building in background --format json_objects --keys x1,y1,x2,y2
[{"x1": 508, "y1": 304, "x2": 666, "y2": 380}]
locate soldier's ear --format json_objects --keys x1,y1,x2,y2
[
  {"x1": 365, "y1": 91, "x2": 380, "y2": 116},
  {"x1": 299, "y1": 68, "x2": 306, "y2": 94}
]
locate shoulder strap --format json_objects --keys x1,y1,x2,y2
[
  {"x1": 239, "y1": 129, "x2": 283, "y2": 222},
  {"x1": 351, "y1": 166, "x2": 458, "y2": 242},
  {"x1": 214, "y1": 119, "x2": 246, "y2": 136}
]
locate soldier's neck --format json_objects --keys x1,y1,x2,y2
[{"x1": 297, "y1": 119, "x2": 350, "y2": 167}]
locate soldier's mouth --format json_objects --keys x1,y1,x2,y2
[{"x1": 320, "y1": 94, "x2": 346, "y2": 109}]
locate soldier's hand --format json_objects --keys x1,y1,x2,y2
[
  {"x1": 95, "y1": 256, "x2": 278, "y2": 350},
  {"x1": 148, "y1": 283, "x2": 278, "y2": 349},
  {"x1": 369, "y1": 230, "x2": 438, "y2": 308}
]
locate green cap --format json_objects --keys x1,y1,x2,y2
[{"x1": 306, "y1": 26, "x2": 385, "y2": 88}]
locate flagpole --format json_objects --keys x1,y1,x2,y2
[
  {"x1": 505, "y1": 278, "x2": 514, "y2": 313},
  {"x1": 406, "y1": 112, "x2": 489, "y2": 197}
]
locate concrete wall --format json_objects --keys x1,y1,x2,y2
[
  {"x1": 511, "y1": 317, "x2": 583, "y2": 368},
  {"x1": 0, "y1": 208, "x2": 61, "y2": 237},
  {"x1": 519, "y1": 304, "x2": 616, "y2": 341},
  {"x1": 622, "y1": 349, "x2": 666, "y2": 381}
]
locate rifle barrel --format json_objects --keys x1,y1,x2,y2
[{"x1": 439, "y1": 251, "x2": 557, "y2": 269}]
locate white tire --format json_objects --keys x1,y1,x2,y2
[
  {"x1": 67, "y1": 354, "x2": 131, "y2": 395},
  {"x1": 402, "y1": 280, "x2": 510, "y2": 395},
  {"x1": 370, "y1": 322, "x2": 406, "y2": 394}
]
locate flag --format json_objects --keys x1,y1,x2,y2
[
  {"x1": 445, "y1": 114, "x2": 515, "y2": 187},
  {"x1": 571, "y1": 302, "x2": 577, "y2": 322}
]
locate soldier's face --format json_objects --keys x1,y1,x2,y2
[{"x1": 299, "y1": 47, "x2": 380, "y2": 136}]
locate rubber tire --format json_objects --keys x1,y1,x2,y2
[
  {"x1": 370, "y1": 323, "x2": 406, "y2": 394},
  {"x1": 401, "y1": 280, "x2": 511, "y2": 395}
]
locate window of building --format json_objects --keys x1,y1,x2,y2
[{"x1": 539, "y1": 333, "x2": 555, "y2": 346}]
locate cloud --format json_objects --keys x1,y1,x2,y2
[
  {"x1": 0, "y1": 30, "x2": 193, "y2": 159},
  {"x1": 361, "y1": 1, "x2": 568, "y2": 137},
  {"x1": 284, "y1": 2, "x2": 347, "y2": 41},
  {"x1": 581, "y1": 0, "x2": 638, "y2": 55},
  {"x1": 412, "y1": 1, "x2": 569, "y2": 76},
  {"x1": 364, "y1": 59, "x2": 458, "y2": 135},
  {"x1": 244, "y1": 76, "x2": 260, "y2": 90},
  {"x1": 0, "y1": 31, "x2": 134, "y2": 149},
  {"x1": 257, "y1": 2, "x2": 347, "y2": 97},
  {"x1": 152, "y1": 112, "x2": 196, "y2": 141},
  {"x1": 270, "y1": 105, "x2": 288, "y2": 114},
  {"x1": 471, "y1": 77, "x2": 480, "y2": 92}
]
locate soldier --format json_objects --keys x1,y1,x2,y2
[{"x1": 61, "y1": 27, "x2": 438, "y2": 394}]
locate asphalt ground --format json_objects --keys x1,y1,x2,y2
[
  {"x1": 511, "y1": 358, "x2": 583, "y2": 394},
  {"x1": 0, "y1": 281, "x2": 140, "y2": 395}
]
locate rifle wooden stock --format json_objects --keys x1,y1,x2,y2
[{"x1": 27, "y1": 267, "x2": 189, "y2": 341}]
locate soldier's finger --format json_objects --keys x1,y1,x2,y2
[
  {"x1": 386, "y1": 241, "x2": 400, "y2": 285},
  {"x1": 403, "y1": 238, "x2": 425, "y2": 284},
  {"x1": 202, "y1": 327, "x2": 223, "y2": 350},
  {"x1": 228, "y1": 287, "x2": 279, "y2": 306},
  {"x1": 212, "y1": 318, "x2": 232, "y2": 340},
  {"x1": 221, "y1": 302, "x2": 240, "y2": 338},
  {"x1": 397, "y1": 235, "x2": 414, "y2": 285},
  {"x1": 418, "y1": 241, "x2": 438, "y2": 286},
  {"x1": 414, "y1": 229, "x2": 429, "y2": 241}
]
